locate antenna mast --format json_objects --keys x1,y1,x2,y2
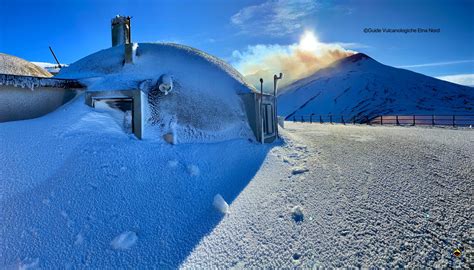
[{"x1": 49, "y1": 46, "x2": 62, "y2": 68}]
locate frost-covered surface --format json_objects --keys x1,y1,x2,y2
[
  {"x1": 0, "y1": 74, "x2": 82, "y2": 90},
  {"x1": 57, "y1": 43, "x2": 256, "y2": 143},
  {"x1": 1, "y1": 97, "x2": 472, "y2": 268},
  {"x1": 0, "y1": 96, "x2": 272, "y2": 269},
  {"x1": 278, "y1": 53, "x2": 474, "y2": 119},
  {"x1": 183, "y1": 123, "x2": 473, "y2": 268},
  {"x1": 0, "y1": 53, "x2": 52, "y2": 77}
]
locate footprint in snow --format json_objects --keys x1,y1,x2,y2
[
  {"x1": 291, "y1": 206, "x2": 304, "y2": 223},
  {"x1": 167, "y1": 160, "x2": 179, "y2": 168},
  {"x1": 187, "y1": 165, "x2": 200, "y2": 176},
  {"x1": 111, "y1": 231, "x2": 138, "y2": 250},
  {"x1": 292, "y1": 253, "x2": 302, "y2": 264},
  {"x1": 292, "y1": 167, "x2": 309, "y2": 175}
]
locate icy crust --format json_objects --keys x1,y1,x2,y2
[
  {"x1": 57, "y1": 43, "x2": 257, "y2": 143},
  {"x1": 0, "y1": 74, "x2": 83, "y2": 90},
  {"x1": 0, "y1": 53, "x2": 52, "y2": 77},
  {"x1": 278, "y1": 53, "x2": 474, "y2": 118}
]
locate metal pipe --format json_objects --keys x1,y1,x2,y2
[
  {"x1": 273, "y1": 73, "x2": 283, "y2": 137},
  {"x1": 259, "y1": 78, "x2": 264, "y2": 144}
]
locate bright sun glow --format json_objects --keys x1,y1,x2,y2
[{"x1": 299, "y1": 31, "x2": 320, "y2": 51}]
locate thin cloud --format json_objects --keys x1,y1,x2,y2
[
  {"x1": 397, "y1": 59, "x2": 474, "y2": 68},
  {"x1": 436, "y1": 74, "x2": 474, "y2": 87},
  {"x1": 231, "y1": 31, "x2": 355, "y2": 90},
  {"x1": 231, "y1": 0, "x2": 319, "y2": 36}
]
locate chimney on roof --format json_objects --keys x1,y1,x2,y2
[
  {"x1": 111, "y1": 15, "x2": 133, "y2": 64},
  {"x1": 111, "y1": 15, "x2": 131, "y2": 47}
]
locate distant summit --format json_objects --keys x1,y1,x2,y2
[
  {"x1": 278, "y1": 53, "x2": 473, "y2": 119},
  {"x1": 0, "y1": 53, "x2": 52, "y2": 77}
]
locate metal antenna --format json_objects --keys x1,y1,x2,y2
[
  {"x1": 273, "y1": 72, "x2": 283, "y2": 96},
  {"x1": 49, "y1": 46, "x2": 62, "y2": 68}
]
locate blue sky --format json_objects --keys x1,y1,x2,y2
[{"x1": 0, "y1": 0, "x2": 473, "y2": 85}]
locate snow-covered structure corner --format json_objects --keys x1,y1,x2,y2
[{"x1": 55, "y1": 15, "x2": 278, "y2": 143}]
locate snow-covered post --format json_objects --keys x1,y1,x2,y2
[
  {"x1": 273, "y1": 73, "x2": 283, "y2": 137},
  {"x1": 260, "y1": 78, "x2": 264, "y2": 144}
]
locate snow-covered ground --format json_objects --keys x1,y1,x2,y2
[
  {"x1": 183, "y1": 123, "x2": 473, "y2": 268},
  {"x1": 0, "y1": 96, "x2": 271, "y2": 269},
  {"x1": 1, "y1": 100, "x2": 472, "y2": 268}
]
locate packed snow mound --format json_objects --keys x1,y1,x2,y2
[
  {"x1": 58, "y1": 43, "x2": 257, "y2": 142},
  {"x1": 0, "y1": 53, "x2": 52, "y2": 77},
  {"x1": 278, "y1": 53, "x2": 474, "y2": 119}
]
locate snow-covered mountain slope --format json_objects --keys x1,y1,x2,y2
[
  {"x1": 278, "y1": 53, "x2": 474, "y2": 120},
  {"x1": 0, "y1": 53, "x2": 52, "y2": 77}
]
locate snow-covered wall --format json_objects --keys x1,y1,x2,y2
[{"x1": 0, "y1": 85, "x2": 76, "y2": 122}]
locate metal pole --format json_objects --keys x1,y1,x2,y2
[
  {"x1": 49, "y1": 46, "x2": 62, "y2": 68},
  {"x1": 301, "y1": 116, "x2": 304, "y2": 123},
  {"x1": 330, "y1": 115, "x2": 333, "y2": 124},
  {"x1": 259, "y1": 78, "x2": 264, "y2": 144},
  {"x1": 396, "y1": 115, "x2": 399, "y2": 126},
  {"x1": 273, "y1": 73, "x2": 283, "y2": 138},
  {"x1": 413, "y1": 115, "x2": 416, "y2": 126},
  {"x1": 341, "y1": 116, "x2": 345, "y2": 125},
  {"x1": 453, "y1": 115, "x2": 456, "y2": 127},
  {"x1": 432, "y1": 115, "x2": 435, "y2": 126},
  {"x1": 310, "y1": 113, "x2": 314, "y2": 123},
  {"x1": 380, "y1": 115, "x2": 383, "y2": 125}
]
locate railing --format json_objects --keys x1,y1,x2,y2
[{"x1": 289, "y1": 114, "x2": 474, "y2": 127}]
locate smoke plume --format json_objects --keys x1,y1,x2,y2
[{"x1": 232, "y1": 31, "x2": 355, "y2": 92}]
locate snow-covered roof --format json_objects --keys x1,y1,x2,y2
[
  {"x1": 57, "y1": 43, "x2": 257, "y2": 93},
  {"x1": 0, "y1": 73, "x2": 83, "y2": 90},
  {"x1": 0, "y1": 53, "x2": 52, "y2": 77}
]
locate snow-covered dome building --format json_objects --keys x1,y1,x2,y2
[
  {"x1": 57, "y1": 43, "x2": 268, "y2": 142},
  {"x1": 1, "y1": 16, "x2": 279, "y2": 143},
  {"x1": 55, "y1": 15, "x2": 279, "y2": 144}
]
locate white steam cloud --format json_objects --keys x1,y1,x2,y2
[{"x1": 232, "y1": 31, "x2": 356, "y2": 91}]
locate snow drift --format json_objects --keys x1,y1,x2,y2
[
  {"x1": 58, "y1": 43, "x2": 257, "y2": 143},
  {"x1": 278, "y1": 53, "x2": 474, "y2": 119}
]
